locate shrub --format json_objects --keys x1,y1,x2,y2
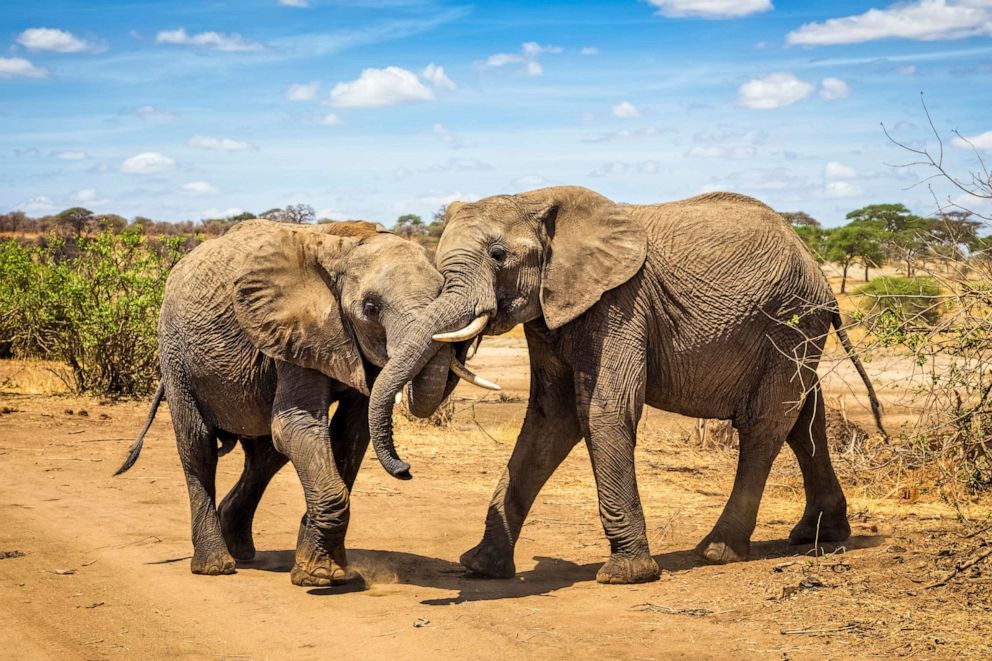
[
  {"x1": 0, "y1": 229, "x2": 184, "y2": 396},
  {"x1": 855, "y1": 276, "x2": 943, "y2": 329}
]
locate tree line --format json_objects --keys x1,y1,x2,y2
[{"x1": 780, "y1": 204, "x2": 989, "y2": 293}]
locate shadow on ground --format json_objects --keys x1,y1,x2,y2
[{"x1": 230, "y1": 534, "x2": 884, "y2": 604}]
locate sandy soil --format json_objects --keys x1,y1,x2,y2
[{"x1": 1, "y1": 339, "x2": 990, "y2": 660}]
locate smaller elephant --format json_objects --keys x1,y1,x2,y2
[{"x1": 115, "y1": 220, "x2": 494, "y2": 586}]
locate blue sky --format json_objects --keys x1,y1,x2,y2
[{"x1": 1, "y1": 0, "x2": 990, "y2": 226}]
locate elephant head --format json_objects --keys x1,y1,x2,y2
[
  {"x1": 231, "y1": 221, "x2": 493, "y2": 468},
  {"x1": 367, "y1": 186, "x2": 646, "y2": 477}
]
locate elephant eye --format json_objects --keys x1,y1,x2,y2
[
  {"x1": 489, "y1": 245, "x2": 508, "y2": 264},
  {"x1": 363, "y1": 299, "x2": 380, "y2": 318}
]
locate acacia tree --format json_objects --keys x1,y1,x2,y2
[
  {"x1": 55, "y1": 207, "x2": 94, "y2": 238},
  {"x1": 275, "y1": 204, "x2": 315, "y2": 224},
  {"x1": 393, "y1": 213, "x2": 425, "y2": 239},
  {"x1": 779, "y1": 210, "x2": 821, "y2": 228},
  {"x1": 825, "y1": 221, "x2": 886, "y2": 292}
]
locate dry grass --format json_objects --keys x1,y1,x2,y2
[{"x1": 0, "y1": 358, "x2": 75, "y2": 395}]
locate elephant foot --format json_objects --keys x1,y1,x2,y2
[
  {"x1": 225, "y1": 536, "x2": 256, "y2": 563},
  {"x1": 220, "y1": 508, "x2": 256, "y2": 562},
  {"x1": 460, "y1": 541, "x2": 515, "y2": 579},
  {"x1": 290, "y1": 562, "x2": 352, "y2": 587},
  {"x1": 788, "y1": 510, "x2": 851, "y2": 546},
  {"x1": 191, "y1": 548, "x2": 237, "y2": 576},
  {"x1": 596, "y1": 551, "x2": 660, "y2": 585},
  {"x1": 696, "y1": 525, "x2": 750, "y2": 564}
]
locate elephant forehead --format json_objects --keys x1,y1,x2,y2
[{"x1": 347, "y1": 239, "x2": 442, "y2": 290}]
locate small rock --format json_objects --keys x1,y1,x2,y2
[
  {"x1": 0, "y1": 550, "x2": 26, "y2": 560},
  {"x1": 64, "y1": 408, "x2": 74, "y2": 415},
  {"x1": 77, "y1": 410, "x2": 89, "y2": 417},
  {"x1": 53, "y1": 568, "x2": 77, "y2": 575},
  {"x1": 413, "y1": 617, "x2": 430, "y2": 628},
  {"x1": 99, "y1": 413, "x2": 111, "y2": 420}
]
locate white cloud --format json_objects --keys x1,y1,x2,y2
[
  {"x1": 786, "y1": 0, "x2": 992, "y2": 46},
  {"x1": 16, "y1": 196, "x2": 58, "y2": 213},
  {"x1": 156, "y1": 28, "x2": 262, "y2": 52},
  {"x1": 182, "y1": 181, "x2": 218, "y2": 194},
  {"x1": 421, "y1": 63, "x2": 456, "y2": 91},
  {"x1": 580, "y1": 47, "x2": 599, "y2": 55},
  {"x1": 317, "y1": 113, "x2": 342, "y2": 125},
  {"x1": 825, "y1": 161, "x2": 857, "y2": 180},
  {"x1": 73, "y1": 189, "x2": 98, "y2": 203},
  {"x1": 17, "y1": 28, "x2": 100, "y2": 53},
  {"x1": 589, "y1": 161, "x2": 661, "y2": 177},
  {"x1": 611, "y1": 101, "x2": 641, "y2": 118},
  {"x1": 952, "y1": 130, "x2": 992, "y2": 151},
  {"x1": 819, "y1": 77, "x2": 851, "y2": 100},
  {"x1": 134, "y1": 105, "x2": 175, "y2": 120},
  {"x1": 286, "y1": 81, "x2": 319, "y2": 101},
  {"x1": 648, "y1": 0, "x2": 773, "y2": 19},
  {"x1": 897, "y1": 64, "x2": 918, "y2": 75},
  {"x1": 121, "y1": 152, "x2": 175, "y2": 174},
  {"x1": 522, "y1": 42, "x2": 562, "y2": 57},
  {"x1": 483, "y1": 42, "x2": 562, "y2": 76},
  {"x1": 199, "y1": 207, "x2": 245, "y2": 220},
  {"x1": 433, "y1": 123, "x2": 474, "y2": 149},
  {"x1": 686, "y1": 145, "x2": 757, "y2": 159},
  {"x1": 55, "y1": 150, "x2": 88, "y2": 160},
  {"x1": 328, "y1": 66, "x2": 434, "y2": 107},
  {"x1": 0, "y1": 57, "x2": 48, "y2": 79},
  {"x1": 737, "y1": 72, "x2": 814, "y2": 109},
  {"x1": 188, "y1": 135, "x2": 252, "y2": 151},
  {"x1": 826, "y1": 181, "x2": 863, "y2": 197},
  {"x1": 278, "y1": 0, "x2": 310, "y2": 6}
]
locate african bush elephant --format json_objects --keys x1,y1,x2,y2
[
  {"x1": 115, "y1": 220, "x2": 492, "y2": 586},
  {"x1": 367, "y1": 186, "x2": 886, "y2": 585}
]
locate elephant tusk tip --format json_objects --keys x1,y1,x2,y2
[{"x1": 394, "y1": 391, "x2": 403, "y2": 405}]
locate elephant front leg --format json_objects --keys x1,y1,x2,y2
[
  {"x1": 272, "y1": 367, "x2": 354, "y2": 587},
  {"x1": 575, "y1": 349, "x2": 659, "y2": 584},
  {"x1": 460, "y1": 400, "x2": 581, "y2": 578},
  {"x1": 461, "y1": 332, "x2": 581, "y2": 579},
  {"x1": 582, "y1": 414, "x2": 660, "y2": 584}
]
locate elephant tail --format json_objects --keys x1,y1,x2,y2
[
  {"x1": 831, "y1": 311, "x2": 888, "y2": 440},
  {"x1": 114, "y1": 382, "x2": 165, "y2": 476}
]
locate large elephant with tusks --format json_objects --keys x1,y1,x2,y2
[{"x1": 366, "y1": 187, "x2": 886, "y2": 585}]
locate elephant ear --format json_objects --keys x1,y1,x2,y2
[
  {"x1": 233, "y1": 228, "x2": 369, "y2": 394},
  {"x1": 522, "y1": 186, "x2": 647, "y2": 330}
]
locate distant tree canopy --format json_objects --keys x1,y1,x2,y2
[
  {"x1": 781, "y1": 202, "x2": 990, "y2": 294},
  {"x1": 780, "y1": 211, "x2": 821, "y2": 228},
  {"x1": 267, "y1": 204, "x2": 315, "y2": 224}
]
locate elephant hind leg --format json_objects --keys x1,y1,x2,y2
[
  {"x1": 219, "y1": 436, "x2": 288, "y2": 562},
  {"x1": 696, "y1": 395, "x2": 797, "y2": 564},
  {"x1": 170, "y1": 389, "x2": 235, "y2": 576},
  {"x1": 785, "y1": 383, "x2": 850, "y2": 545}
]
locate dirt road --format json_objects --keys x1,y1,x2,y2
[{"x1": 1, "y1": 339, "x2": 989, "y2": 660}]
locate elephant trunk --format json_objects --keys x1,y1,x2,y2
[
  {"x1": 368, "y1": 291, "x2": 474, "y2": 479},
  {"x1": 406, "y1": 343, "x2": 452, "y2": 418}
]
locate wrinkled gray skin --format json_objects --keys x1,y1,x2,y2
[
  {"x1": 373, "y1": 186, "x2": 885, "y2": 585},
  {"x1": 120, "y1": 220, "x2": 462, "y2": 586}
]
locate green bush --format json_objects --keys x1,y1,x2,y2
[
  {"x1": 0, "y1": 229, "x2": 184, "y2": 396},
  {"x1": 855, "y1": 276, "x2": 943, "y2": 328}
]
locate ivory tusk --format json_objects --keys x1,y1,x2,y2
[
  {"x1": 395, "y1": 391, "x2": 403, "y2": 405},
  {"x1": 433, "y1": 314, "x2": 490, "y2": 343},
  {"x1": 450, "y1": 357, "x2": 501, "y2": 391}
]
